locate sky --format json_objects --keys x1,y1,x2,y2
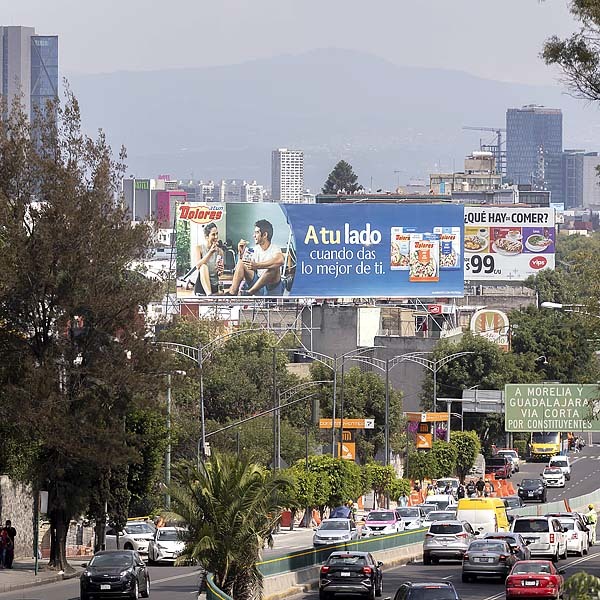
[{"x1": 4, "y1": 0, "x2": 579, "y2": 85}]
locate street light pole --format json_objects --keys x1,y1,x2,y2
[
  {"x1": 385, "y1": 359, "x2": 390, "y2": 466},
  {"x1": 166, "y1": 373, "x2": 172, "y2": 509},
  {"x1": 198, "y1": 345, "x2": 206, "y2": 468},
  {"x1": 331, "y1": 354, "x2": 338, "y2": 457}
]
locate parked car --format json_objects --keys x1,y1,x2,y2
[
  {"x1": 518, "y1": 478, "x2": 547, "y2": 503},
  {"x1": 485, "y1": 456, "x2": 512, "y2": 479},
  {"x1": 483, "y1": 532, "x2": 532, "y2": 560},
  {"x1": 422, "y1": 520, "x2": 477, "y2": 564},
  {"x1": 502, "y1": 496, "x2": 525, "y2": 511},
  {"x1": 319, "y1": 551, "x2": 383, "y2": 600},
  {"x1": 545, "y1": 512, "x2": 593, "y2": 546},
  {"x1": 511, "y1": 517, "x2": 568, "y2": 561},
  {"x1": 313, "y1": 518, "x2": 361, "y2": 547},
  {"x1": 557, "y1": 516, "x2": 589, "y2": 556},
  {"x1": 395, "y1": 507, "x2": 425, "y2": 530},
  {"x1": 362, "y1": 510, "x2": 403, "y2": 537},
  {"x1": 462, "y1": 539, "x2": 518, "y2": 582},
  {"x1": 80, "y1": 550, "x2": 150, "y2": 600},
  {"x1": 541, "y1": 467, "x2": 565, "y2": 488},
  {"x1": 505, "y1": 560, "x2": 565, "y2": 600},
  {"x1": 548, "y1": 455, "x2": 571, "y2": 481},
  {"x1": 393, "y1": 581, "x2": 460, "y2": 600},
  {"x1": 423, "y1": 510, "x2": 457, "y2": 524},
  {"x1": 105, "y1": 520, "x2": 155, "y2": 555},
  {"x1": 147, "y1": 527, "x2": 187, "y2": 564}
]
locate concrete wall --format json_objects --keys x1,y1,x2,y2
[{"x1": 0, "y1": 475, "x2": 34, "y2": 559}]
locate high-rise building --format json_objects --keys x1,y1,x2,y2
[
  {"x1": 583, "y1": 152, "x2": 600, "y2": 207},
  {"x1": 271, "y1": 148, "x2": 304, "y2": 203},
  {"x1": 562, "y1": 149, "x2": 585, "y2": 209},
  {"x1": 0, "y1": 26, "x2": 58, "y2": 120},
  {"x1": 506, "y1": 105, "x2": 563, "y2": 203}
]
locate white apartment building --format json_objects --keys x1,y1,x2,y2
[{"x1": 271, "y1": 148, "x2": 304, "y2": 203}]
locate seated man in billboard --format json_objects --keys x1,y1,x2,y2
[{"x1": 226, "y1": 219, "x2": 285, "y2": 296}]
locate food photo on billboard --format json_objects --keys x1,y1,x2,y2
[{"x1": 176, "y1": 202, "x2": 464, "y2": 299}]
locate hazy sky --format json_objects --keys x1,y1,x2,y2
[{"x1": 5, "y1": 0, "x2": 578, "y2": 84}]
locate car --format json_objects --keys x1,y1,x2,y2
[
  {"x1": 417, "y1": 503, "x2": 438, "y2": 516},
  {"x1": 423, "y1": 494, "x2": 457, "y2": 510},
  {"x1": 80, "y1": 550, "x2": 150, "y2": 600},
  {"x1": 505, "y1": 455, "x2": 519, "y2": 474},
  {"x1": 557, "y1": 517, "x2": 589, "y2": 556},
  {"x1": 319, "y1": 551, "x2": 383, "y2": 600},
  {"x1": 548, "y1": 455, "x2": 571, "y2": 481},
  {"x1": 485, "y1": 456, "x2": 512, "y2": 479},
  {"x1": 362, "y1": 510, "x2": 403, "y2": 537},
  {"x1": 462, "y1": 538, "x2": 518, "y2": 582},
  {"x1": 505, "y1": 560, "x2": 565, "y2": 599},
  {"x1": 545, "y1": 512, "x2": 593, "y2": 545},
  {"x1": 511, "y1": 517, "x2": 568, "y2": 562},
  {"x1": 423, "y1": 510, "x2": 457, "y2": 524},
  {"x1": 422, "y1": 520, "x2": 478, "y2": 564},
  {"x1": 313, "y1": 518, "x2": 361, "y2": 547},
  {"x1": 395, "y1": 507, "x2": 425, "y2": 530},
  {"x1": 147, "y1": 526, "x2": 187, "y2": 564},
  {"x1": 503, "y1": 496, "x2": 525, "y2": 511},
  {"x1": 393, "y1": 581, "x2": 460, "y2": 600},
  {"x1": 518, "y1": 478, "x2": 547, "y2": 503},
  {"x1": 541, "y1": 467, "x2": 565, "y2": 488},
  {"x1": 496, "y1": 449, "x2": 522, "y2": 471},
  {"x1": 483, "y1": 532, "x2": 532, "y2": 560},
  {"x1": 105, "y1": 520, "x2": 156, "y2": 555},
  {"x1": 436, "y1": 478, "x2": 460, "y2": 497}
]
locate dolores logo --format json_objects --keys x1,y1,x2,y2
[
  {"x1": 529, "y1": 256, "x2": 547, "y2": 269},
  {"x1": 178, "y1": 204, "x2": 224, "y2": 224}
]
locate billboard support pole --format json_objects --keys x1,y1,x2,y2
[
  {"x1": 332, "y1": 354, "x2": 338, "y2": 458},
  {"x1": 385, "y1": 359, "x2": 390, "y2": 467}
]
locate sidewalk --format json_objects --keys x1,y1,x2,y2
[{"x1": 0, "y1": 558, "x2": 85, "y2": 594}]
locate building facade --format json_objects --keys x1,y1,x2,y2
[
  {"x1": 0, "y1": 26, "x2": 58, "y2": 119},
  {"x1": 562, "y1": 149, "x2": 585, "y2": 209},
  {"x1": 271, "y1": 148, "x2": 304, "y2": 203},
  {"x1": 506, "y1": 105, "x2": 563, "y2": 204},
  {"x1": 583, "y1": 152, "x2": 600, "y2": 208}
]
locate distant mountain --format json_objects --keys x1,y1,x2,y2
[{"x1": 67, "y1": 48, "x2": 600, "y2": 191}]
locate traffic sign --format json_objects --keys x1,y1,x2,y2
[
  {"x1": 337, "y1": 442, "x2": 356, "y2": 460},
  {"x1": 405, "y1": 412, "x2": 449, "y2": 422},
  {"x1": 319, "y1": 418, "x2": 375, "y2": 429},
  {"x1": 416, "y1": 433, "x2": 432, "y2": 449}
]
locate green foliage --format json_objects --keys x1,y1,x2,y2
[
  {"x1": 304, "y1": 455, "x2": 366, "y2": 508},
  {"x1": 513, "y1": 439, "x2": 528, "y2": 459},
  {"x1": 430, "y1": 440, "x2": 458, "y2": 479},
  {"x1": 563, "y1": 571, "x2": 600, "y2": 600},
  {"x1": 408, "y1": 451, "x2": 437, "y2": 482},
  {"x1": 176, "y1": 219, "x2": 191, "y2": 276},
  {"x1": 450, "y1": 431, "x2": 481, "y2": 483},
  {"x1": 168, "y1": 454, "x2": 292, "y2": 600},
  {"x1": 388, "y1": 478, "x2": 411, "y2": 501},
  {"x1": 322, "y1": 160, "x2": 363, "y2": 194}
]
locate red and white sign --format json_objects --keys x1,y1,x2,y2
[
  {"x1": 427, "y1": 304, "x2": 442, "y2": 314},
  {"x1": 470, "y1": 309, "x2": 510, "y2": 352}
]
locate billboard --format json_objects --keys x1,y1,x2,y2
[
  {"x1": 464, "y1": 207, "x2": 555, "y2": 281},
  {"x1": 176, "y1": 203, "x2": 464, "y2": 299},
  {"x1": 505, "y1": 384, "x2": 600, "y2": 432},
  {"x1": 470, "y1": 309, "x2": 510, "y2": 351}
]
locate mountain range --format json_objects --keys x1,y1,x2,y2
[{"x1": 68, "y1": 48, "x2": 600, "y2": 192}]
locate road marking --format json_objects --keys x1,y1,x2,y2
[
  {"x1": 442, "y1": 574, "x2": 453, "y2": 580},
  {"x1": 481, "y1": 593, "x2": 504, "y2": 600},
  {"x1": 153, "y1": 570, "x2": 204, "y2": 584}
]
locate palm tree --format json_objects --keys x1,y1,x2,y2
[{"x1": 168, "y1": 453, "x2": 291, "y2": 600}]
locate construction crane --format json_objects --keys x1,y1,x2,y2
[{"x1": 462, "y1": 126, "x2": 506, "y2": 175}]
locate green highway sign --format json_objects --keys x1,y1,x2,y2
[{"x1": 505, "y1": 384, "x2": 600, "y2": 432}]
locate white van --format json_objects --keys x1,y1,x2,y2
[
  {"x1": 548, "y1": 455, "x2": 571, "y2": 481},
  {"x1": 426, "y1": 494, "x2": 457, "y2": 511}
]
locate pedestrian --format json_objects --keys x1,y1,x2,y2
[
  {"x1": 398, "y1": 492, "x2": 408, "y2": 507},
  {"x1": 483, "y1": 480, "x2": 492, "y2": 497},
  {"x1": 3, "y1": 521, "x2": 14, "y2": 569},
  {"x1": 475, "y1": 477, "x2": 485, "y2": 498},
  {"x1": 466, "y1": 480, "x2": 476, "y2": 498},
  {"x1": 457, "y1": 484, "x2": 466, "y2": 499},
  {"x1": 0, "y1": 528, "x2": 7, "y2": 569},
  {"x1": 587, "y1": 504, "x2": 598, "y2": 545},
  {"x1": 413, "y1": 480, "x2": 421, "y2": 493}
]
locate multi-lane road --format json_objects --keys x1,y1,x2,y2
[{"x1": 3, "y1": 443, "x2": 600, "y2": 600}]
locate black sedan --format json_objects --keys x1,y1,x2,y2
[
  {"x1": 483, "y1": 532, "x2": 531, "y2": 560},
  {"x1": 319, "y1": 551, "x2": 382, "y2": 599},
  {"x1": 517, "y1": 478, "x2": 547, "y2": 503},
  {"x1": 80, "y1": 550, "x2": 150, "y2": 599}
]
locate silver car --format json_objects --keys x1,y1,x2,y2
[
  {"x1": 462, "y1": 539, "x2": 517, "y2": 581},
  {"x1": 313, "y1": 518, "x2": 360, "y2": 547},
  {"x1": 423, "y1": 510, "x2": 457, "y2": 525},
  {"x1": 395, "y1": 506, "x2": 425, "y2": 530},
  {"x1": 423, "y1": 520, "x2": 477, "y2": 564}
]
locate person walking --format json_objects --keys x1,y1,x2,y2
[
  {"x1": 587, "y1": 504, "x2": 598, "y2": 545},
  {"x1": 475, "y1": 477, "x2": 485, "y2": 498},
  {"x1": 457, "y1": 484, "x2": 466, "y2": 499},
  {"x1": 398, "y1": 492, "x2": 408, "y2": 507},
  {"x1": 466, "y1": 480, "x2": 476, "y2": 498},
  {"x1": 3, "y1": 521, "x2": 16, "y2": 568}
]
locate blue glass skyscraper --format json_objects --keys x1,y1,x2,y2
[{"x1": 30, "y1": 35, "x2": 58, "y2": 118}]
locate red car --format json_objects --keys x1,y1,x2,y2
[{"x1": 506, "y1": 560, "x2": 565, "y2": 599}]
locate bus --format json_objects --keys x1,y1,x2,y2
[{"x1": 529, "y1": 432, "x2": 571, "y2": 460}]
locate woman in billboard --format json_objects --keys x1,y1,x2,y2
[{"x1": 194, "y1": 222, "x2": 224, "y2": 295}]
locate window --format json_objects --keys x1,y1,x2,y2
[
  {"x1": 328, "y1": 555, "x2": 366, "y2": 566},
  {"x1": 430, "y1": 524, "x2": 462, "y2": 535},
  {"x1": 513, "y1": 519, "x2": 550, "y2": 533}
]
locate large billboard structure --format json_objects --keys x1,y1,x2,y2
[
  {"x1": 464, "y1": 207, "x2": 555, "y2": 281},
  {"x1": 176, "y1": 203, "x2": 465, "y2": 299},
  {"x1": 505, "y1": 384, "x2": 600, "y2": 432}
]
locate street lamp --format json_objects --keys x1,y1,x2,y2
[{"x1": 164, "y1": 370, "x2": 186, "y2": 509}]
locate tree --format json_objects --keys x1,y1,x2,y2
[
  {"x1": 0, "y1": 92, "x2": 162, "y2": 571},
  {"x1": 542, "y1": 2, "x2": 600, "y2": 103},
  {"x1": 450, "y1": 431, "x2": 481, "y2": 483},
  {"x1": 364, "y1": 463, "x2": 396, "y2": 508},
  {"x1": 322, "y1": 160, "x2": 363, "y2": 194},
  {"x1": 168, "y1": 454, "x2": 291, "y2": 600},
  {"x1": 430, "y1": 440, "x2": 458, "y2": 479},
  {"x1": 407, "y1": 451, "x2": 437, "y2": 483},
  {"x1": 563, "y1": 572, "x2": 600, "y2": 600}
]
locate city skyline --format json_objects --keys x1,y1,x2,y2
[{"x1": 4, "y1": 1, "x2": 577, "y2": 85}]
